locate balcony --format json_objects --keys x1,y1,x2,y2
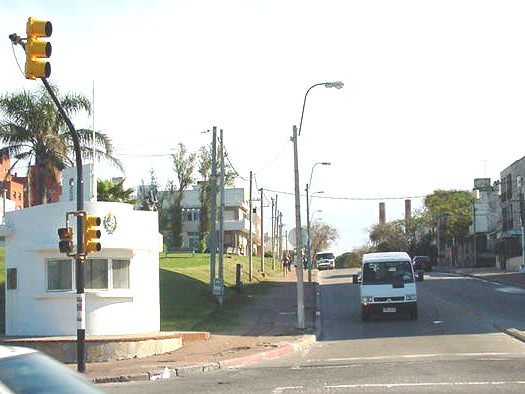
[{"x1": 224, "y1": 218, "x2": 250, "y2": 232}]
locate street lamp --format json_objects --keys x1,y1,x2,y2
[
  {"x1": 305, "y1": 161, "x2": 331, "y2": 282},
  {"x1": 306, "y1": 185, "x2": 326, "y2": 283},
  {"x1": 298, "y1": 82, "x2": 344, "y2": 136},
  {"x1": 292, "y1": 82, "x2": 342, "y2": 329}
]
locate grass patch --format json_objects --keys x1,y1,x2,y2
[
  {"x1": 0, "y1": 249, "x2": 281, "y2": 334},
  {"x1": 159, "y1": 253, "x2": 280, "y2": 331}
]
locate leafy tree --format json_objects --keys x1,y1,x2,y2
[
  {"x1": 170, "y1": 143, "x2": 196, "y2": 247},
  {"x1": 196, "y1": 142, "x2": 236, "y2": 251},
  {"x1": 336, "y1": 244, "x2": 377, "y2": 268},
  {"x1": 423, "y1": 189, "x2": 474, "y2": 242},
  {"x1": 197, "y1": 145, "x2": 212, "y2": 252},
  {"x1": 310, "y1": 221, "x2": 339, "y2": 258},
  {"x1": 97, "y1": 179, "x2": 136, "y2": 204},
  {"x1": 369, "y1": 220, "x2": 410, "y2": 252},
  {"x1": 138, "y1": 168, "x2": 159, "y2": 211},
  {"x1": 0, "y1": 84, "x2": 122, "y2": 206}
]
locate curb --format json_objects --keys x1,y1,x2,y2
[
  {"x1": 503, "y1": 328, "x2": 525, "y2": 343},
  {"x1": 92, "y1": 335, "x2": 317, "y2": 384},
  {"x1": 494, "y1": 323, "x2": 525, "y2": 344},
  {"x1": 448, "y1": 270, "x2": 525, "y2": 289}
]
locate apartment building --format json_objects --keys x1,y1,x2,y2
[{"x1": 160, "y1": 185, "x2": 261, "y2": 255}]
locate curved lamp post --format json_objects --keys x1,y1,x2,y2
[
  {"x1": 305, "y1": 161, "x2": 331, "y2": 282},
  {"x1": 306, "y1": 186, "x2": 326, "y2": 282},
  {"x1": 292, "y1": 81, "x2": 343, "y2": 329}
]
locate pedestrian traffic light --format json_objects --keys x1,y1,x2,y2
[
  {"x1": 58, "y1": 227, "x2": 73, "y2": 254},
  {"x1": 84, "y1": 215, "x2": 101, "y2": 254},
  {"x1": 25, "y1": 17, "x2": 52, "y2": 80}
]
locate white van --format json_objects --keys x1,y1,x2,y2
[
  {"x1": 315, "y1": 252, "x2": 335, "y2": 270},
  {"x1": 359, "y1": 252, "x2": 418, "y2": 321}
]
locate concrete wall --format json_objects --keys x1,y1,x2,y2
[{"x1": 1, "y1": 200, "x2": 160, "y2": 336}]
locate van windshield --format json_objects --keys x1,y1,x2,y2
[
  {"x1": 362, "y1": 261, "x2": 414, "y2": 285},
  {"x1": 316, "y1": 253, "x2": 334, "y2": 260}
]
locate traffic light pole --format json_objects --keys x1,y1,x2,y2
[{"x1": 41, "y1": 78, "x2": 86, "y2": 373}]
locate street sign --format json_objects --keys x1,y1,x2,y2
[
  {"x1": 213, "y1": 278, "x2": 223, "y2": 296},
  {"x1": 288, "y1": 228, "x2": 308, "y2": 247}
]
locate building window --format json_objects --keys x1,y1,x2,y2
[
  {"x1": 6, "y1": 268, "x2": 17, "y2": 290},
  {"x1": 112, "y1": 259, "x2": 130, "y2": 289},
  {"x1": 47, "y1": 259, "x2": 72, "y2": 291},
  {"x1": 46, "y1": 258, "x2": 130, "y2": 291},
  {"x1": 185, "y1": 209, "x2": 200, "y2": 222},
  {"x1": 84, "y1": 259, "x2": 109, "y2": 290},
  {"x1": 506, "y1": 173, "x2": 513, "y2": 200}
]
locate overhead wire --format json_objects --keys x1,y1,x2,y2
[
  {"x1": 253, "y1": 137, "x2": 290, "y2": 175},
  {"x1": 263, "y1": 187, "x2": 426, "y2": 201}
]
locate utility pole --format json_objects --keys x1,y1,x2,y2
[
  {"x1": 271, "y1": 197, "x2": 275, "y2": 270},
  {"x1": 210, "y1": 127, "x2": 217, "y2": 289},
  {"x1": 306, "y1": 183, "x2": 312, "y2": 282},
  {"x1": 218, "y1": 129, "x2": 225, "y2": 305},
  {"x1": 248, "y1": 171, "x2": 253, "y2": 281},
  {"x1": 285, "y1": 229, "x2": 288, "y2": 254},
  {"x1": 279, "y1": 212, "x2": 283, "y2": 261},
  {"x1": 260, "y1": 188, "x2": 265, "y2": 272},
  {"x1": 274, "y1": 195, "x2": 278, "y2": 268},
  {"x1": 292, "y1": 125, "x2": 305, "y2": 329},
  {"x1": 518, "y1": 176, "x2": 525, "y2": 271},
  {"x1": 473, "y1": 204, "x2": 477, "y2": 268}
]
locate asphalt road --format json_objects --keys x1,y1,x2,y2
[{"x1": 103, "y1": 269, "x2": 525, "y2": 393}]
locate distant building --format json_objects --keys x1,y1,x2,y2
[
  {"x1": 497, "y1": 157, "x2": 525, "y2": 271},
  {"x1": 468, "y1": 178, "x2": 501, "y2": 267},
  {"x1": 161, "y1": 185, "x2": 260, "y2": 255}
]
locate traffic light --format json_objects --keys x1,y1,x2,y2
[
  {"x1": 58, "y1": 227, "x2": 73, "y2": 254},
  {"x1": 25, "y1": 17, "x2": 52, "y2": 80},
  {"x1": 84, "y1": 215, "x2": 101, "y2": 254}
]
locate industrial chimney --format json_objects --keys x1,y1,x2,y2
[
  {"x1": 379, "y1": 202, "x2": 385, "y2": 224},
  {"x1": 405, "y1": 199, "x2": 411, "y2": 222}
]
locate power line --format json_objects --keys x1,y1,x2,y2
[
  {"x1": 254, "y1": 137, "x2": 289, "y2": 175},
  {"x1": 263, "y1": 188, "x2": 426, "y2": 201},
  {"x1": 224, "y1": 151, "x2": 248, "y2": 182}
]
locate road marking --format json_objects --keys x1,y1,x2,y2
[
  {"x1": 292, "y1": 364, "x2": 359, "y2": 370},
  {"x1": 326, "y1": 381, "x2": 525, "y2": 389},
  {"x1": 494, "y1": 286, "x2": 525, "y2": 294},
  {"x1": 271, "y1": 386, "x2": 304, "y2": 393},
  {"x1": 309, "y1": 352, "x2": 523, "y2": 363}
]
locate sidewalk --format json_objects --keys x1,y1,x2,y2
[
  {"x1": 73, "y1": 269, "x2": 318, "y2": 383},
  {"x1": 435, "y1": 265, "x2": 525, "y2": 288}
]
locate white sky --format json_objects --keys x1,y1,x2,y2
[{"x1": 2, "y1": 0, "x2": 525, "y2": 255}]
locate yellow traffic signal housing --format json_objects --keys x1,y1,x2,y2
[
  {"x1": 84, "y1": 215, "x2": 101, "y2": 254},
  {"x1": 58, "y1": 227, "x2": 73, "y2": 254},
  {"x1": 25, "y1": 17, "x2": 52, "y2": 80}
]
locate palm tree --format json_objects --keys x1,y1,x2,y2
[{"x1": 0, "y1": 84, "x2": 123, "y2": 205}]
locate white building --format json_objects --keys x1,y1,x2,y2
[
  {"x1": 1, "y1": 168, "x2": 160, "y2": 336},
  {"x1": 162, "y1": 185, "x2": 260, "y2": 255},
  {"x1": 468, "y1": 178, "x2": 501, "y2": 267}
]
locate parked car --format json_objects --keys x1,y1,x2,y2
[
  {"x1": 315, "y1": 252, "x2": 335, "y2": 270},
  {"x1": 412, "y1": 256, "x2": 432, "y2": 272},
  {"x1": 0, "y1": 345, "x2": 101, "y2": 393}
]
